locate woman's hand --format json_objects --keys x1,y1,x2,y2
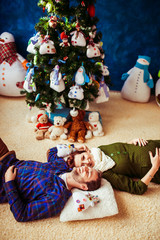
[
  {"x1": 149, "y1": 148, "x2": 160, "y2": 171},
  {"x1": 129, "y1": 138, "x2": 148, "y2": 146},
  {"x1": 5, "y1": 166, "x2": 17, "y2": 182},
  {"x1": 75, "y1": 145, "x2": 90, "y2": 152}
]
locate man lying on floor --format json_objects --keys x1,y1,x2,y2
[{"x1": 0, "y1": 139, "x2": 101, "y2": 222}]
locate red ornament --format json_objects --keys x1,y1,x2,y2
[{"x1": 87, "y1": 4, "x2": 95, "y2": 17}]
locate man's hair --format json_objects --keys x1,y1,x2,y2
[
  {"x1": 67, "y1": 150, "x2": 86, "y2": 168},
  {"x1": 86, "y1": 171, "x2": 102, "y2": 191}
]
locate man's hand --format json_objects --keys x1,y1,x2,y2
[
  {"x1": 75, "y1": 145, "x2": 90, "y2": 153},
  {"x1": 129, "y1": 138, "x2": 148, "y2": 146},
  {"x1": 5, "y1": 166, "x2": 17, "y2": 182},
  {"x1": 149, "y1": 148, "x2": 160, "y2": 171}
]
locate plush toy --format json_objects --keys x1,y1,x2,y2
[
  {"x1": 121, "y1": 55, "x2": 154, "y2": 102},
  {"x1": 59, "y1": 32, "x2": 70, "y2": 47},
  {"x1": 0, "y1": 32, "x2": 28, "y2": 96},
  {"x1": 68, "y1": 85, "x2": 84, "y2": 100},
  {"x1": 50, "y1": 65, "x2": 65, "y2": 92},
  {"x1": 70, "y1": 23, "x2": 86, "y2": 47},
  {"x1": 48, "y1": 16, "x2": 58, "y2": 28},
  {"x1": 56, "y1": 144, "x2": 75, "y2": 157},
  {"x1": 27, "y1": 32, "x2": 43, "y2": 54},
  {"x1": 63, "y1": 108, "x2": 92, "y2": 143},
  {"x1": 155, "y1": 70, "x2": 160, "y2": 107},
  {"x1": 39, "y1": 35, "x2": 56, "y2": 55},
  {"x1": 85, "y1": 112, "x2": 104, "y2": 139},
  {"x1": 48, "y1": 116, "x2": 68, "y2": 140},
  {"x1": 35, "y1": 113, "x2": 53, "y2": 140},
  {"x1": 74, "y1": 64, "x2": 90, "y2": 85}
]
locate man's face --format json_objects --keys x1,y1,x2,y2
[
  {"x1": 71, "y1": 166, "x2": 98, "y2": 184},
  {"x1": 74, "y1": 152, "x2": 95, "y2": 168}
]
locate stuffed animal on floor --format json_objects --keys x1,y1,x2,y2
[
  {"x1": 85, "y1": 112, "x2": 104, "y2": 139},
  {"x1": 48, "y1": 116, "x2": 68, "y2": 140},
  {"x1": 0, "y1": 32, "x2": 28, "y2": 96},
  {"x1": 63, "y1": 108, "x2": 92, "y2": 143},
  {"x1": 35, "y1": 113, "x2": 53, "y2": 140},
  {"x1": 121, "y1": 55, "x2": 154, "y2": 102}
]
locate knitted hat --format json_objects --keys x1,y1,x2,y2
[
  {"x1": 138, "y1": 55, "x2": 151, "y2": 64},
  {"x1": 90, "y1": 148, "x2": 115, "y2": 172},
  {"x1": 37, "y1": 113, "x2": 43, "y2": 120},
  {"x1": 60, "y1": 32, "x2": 68, "y2": 40}
]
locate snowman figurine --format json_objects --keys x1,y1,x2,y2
[
  {"x1": 0, "y1": 32, "x2": 28, "y2": 97},
  {"x1": 155, "y1": 70, "x2": 160, "y2": 107},
  {"x1": 121, "y1": 55, "x2": 154, "y2": 103}
]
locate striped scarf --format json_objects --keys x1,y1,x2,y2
[{"x1": 0, "y1": 42, "x2": 17, "y2": 65}]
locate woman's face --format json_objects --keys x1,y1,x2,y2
[{"x1": 74, "y1": 151, "x2": 95, "y2": 168}]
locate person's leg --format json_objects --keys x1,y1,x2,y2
[{"x1": 0, "y1": 138, "x2": 9, "y2": 158}]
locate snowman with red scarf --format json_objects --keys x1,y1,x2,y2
[{"x1": 0, "y1": 32, "x2": 28, "y2": 96}]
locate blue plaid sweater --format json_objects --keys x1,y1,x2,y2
[{"x1": 0, "y1": 147, "x2": 72, "y2": 222}]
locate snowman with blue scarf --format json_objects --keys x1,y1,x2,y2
[{"x1": 121, "y1": 55, "x2": 154, "y2": 102}]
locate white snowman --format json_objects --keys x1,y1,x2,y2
[
  {"x1": 121, "y1": 55, "x2": 154, "y2": 103},
  {"x1": 155, "y1": 70, "x2": 160, "y2": 107},
  {"x1": 0, "y1": 32, "x2": 27, "y2": 97}
]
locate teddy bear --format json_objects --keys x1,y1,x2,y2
[
  {"x1": 85, "y1": 111, "x2": 104, "y2": 139},
  {"x1": 63, "y1": 108, "x2": 92, "y2": 143},
  {"x1": 35, "y1": 113, "x2": 53, "y2": 140},
  {"x1": 47, "y1": 116, "x2": 68, "y2": 140}
]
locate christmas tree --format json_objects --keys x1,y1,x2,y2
[{"x1": 23, "y1": 0, "x2": 111, "y2": 113}]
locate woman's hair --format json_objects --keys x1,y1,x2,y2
[
  {"x1": 66, "y1": 150, "x2": 85, "y2": 168},
  {"x1": 86, "y1": 171, "x2": 102, "y2": 191}
]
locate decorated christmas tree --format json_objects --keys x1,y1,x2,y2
[{"x1": 23, "y1": 0, "x2": 111, "y2": 113}]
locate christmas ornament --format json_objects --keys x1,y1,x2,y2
[
  {"x1": 48, "y1": 16, "x2": 58, "y2": 28},
  {"x1": 121, "y1": 55, "x2": 154, "y2": 102},
  {"x1": 68, "y1": 85, "x2": 84, "y2": 100},
  {"x1": 155, "y1": 70, "x2": 160, "y2": 107},
  {"x1": 87, "y1": 4, "x2": 95, "y2": 18},
  {"x1": 39, "y1": 35, "x2": 56, "y2": 55},
  {"x1": 0, "y1": 32, "x2": 28, "y2": 96},
  {"x1": 96, "y1": 77, "x2": 109, "y2": 103},
  {"x1": 45, "y1": 2, "x2": 52, "y2": 12},
  {"x1": 86, "y1": 42, "x2": 101, "y2": 58},
  {"x1": 96, "y1": 62, "x2": 110, "y2": 76},
  {"x1": 50, "y1": 65, "x2": 65, "y2": 92},
  {"x1": 75, "y1": 64, "x2": 90, "y2": 85},
  {"x1": 89, "y1": 25, "x2": 97, "y2": 39},
  {"x1": 23, "y1": 67, "x2": 36, "y2": 93},
  {"x1": 27, "y1": 32, "x2": 42, "y2": 54},
  {"x1": 59, "y1": 32, "x2": 70, "y2": 47},
  {"x1": 70, "y1": 23, "x2": 86, "y2": 47}
]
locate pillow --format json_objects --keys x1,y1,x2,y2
[{"x1": 60, "y1": 179, "x2": 118, "y2": 222}]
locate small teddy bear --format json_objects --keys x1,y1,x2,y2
[
  {"x1": 63, "y1": 108, "x2": 92, "y2": 143},
  {"x1": 35, "y1": 113, "x2": 53, "y2": 140},
  {"x1": 85, "y1": 112, "x2": 104, "y2": 139},
  {"x1": 48, "y1": 116, "x2": 68, "y2": 140}
]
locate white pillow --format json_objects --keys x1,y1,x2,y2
[{"x1": 60, "y1": 179, "x2": 118, "y2": 222}]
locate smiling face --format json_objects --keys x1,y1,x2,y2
[
  {"x1": 71, "y1": 166, "x2": 98, "y2": 184},
  {"x1": 74, "y1": 151, "x2": 95, "y2": 168}
]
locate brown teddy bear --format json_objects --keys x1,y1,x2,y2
[
  {"x1": 35, "y1": 113, "x2": 53, "y2": 140},
  {"x1": 63, "y1": 109, "x2": 92, "y2": 143}
]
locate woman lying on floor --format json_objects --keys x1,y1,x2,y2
[{"x1": 48, "y1": 138, "x2": 160, "y2": 195}]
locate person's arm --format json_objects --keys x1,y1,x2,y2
[
  {"x1": 141, "y1": 148, "x2": 160, "y2": 185},
  {"x1": 102, "y1": 170, "x2": 148, "y2": 195},
  {"x1": 4, "y1": 166, "x2": 70, "y2": 222}
]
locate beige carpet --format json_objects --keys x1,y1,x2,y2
[{"x1": 0, "y1": 91, "x2": 160, "y2": 240}]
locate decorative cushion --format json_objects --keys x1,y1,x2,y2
[{"x1": 60, "y1": 178, "x2": 118, "y2": 222}]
